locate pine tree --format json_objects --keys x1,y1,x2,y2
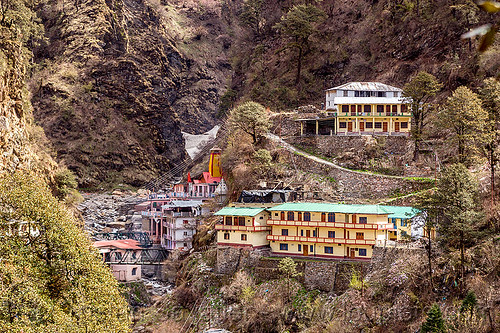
[
  {"x1": 403, "y1": 72, "x2": 442, "y2": 161},
  {"x1": 274, "y1": 4, "x2": 325, "y2": 86},
  {"x1": 421, "y1": 304, "x2": 446, "y2": 333},
  {"x1": 423, "y1": 164, "x2": 482, "y2": 281},
  {"x1": 439, "y1": 86, "x2": 489, "y2": 164},
  {"x1": 479, "y1": 78, "x2": 500, "y2": 204}
]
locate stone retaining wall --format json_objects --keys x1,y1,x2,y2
[{"x1": 290, "y1": 148, "x2": 433, "y2": 202}]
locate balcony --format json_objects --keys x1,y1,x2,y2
[
  {"x1": 215, "y1": 224, "x2": 271, "y2": 232},
  {"x1": 338, "y1": 112, "x2": 411, "y2": 117},
  {"x1": 267, "y1": 219, "x2": 393, "y2": 230},
  {"x1": 267, "y1": 234, "x2": 376, "y2": 245},
  {"x1": 141, "y1": 211, "x2": 163, "y2": 217},
  {"x1": 171, "y1": 212, "x2": 193, "y2": 217}
]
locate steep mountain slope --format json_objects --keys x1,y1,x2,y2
[
  {"x1": 30, "y1": 0, "x2": 233, "y2": 187},
  {"x1": 29, "y1": 0, "x2": 492, "y2": 187},
  {"x1": 230, "y1": 0, "x2": 492, "y2": 110},
  {"x1": 0, "y1": 6, "x2": 57, "y2": 177}
]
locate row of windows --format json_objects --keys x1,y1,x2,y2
[
  {"x1": 225, "y1": 216, "x2": 246, "y2": 226},
  {"x1": 281, "y1": 229, "x2": 336, "y2": 238},
  {"x1": 280, "y1": 229, "x2": 365, "y2": 239},
  {"x1": 279, "y1": 243, "x2": 367, "y2": 256},
  {"x1": 339, "y1": 121, "x2": 408, "y2": 129},
  {"x1": 223, "y1": 233, "x2": 248, "y2": 241},
  {"x1": 340, "y1": 104, "x2": 408, "y2": 113},
  {"x1": 276, "y1": 211, "x2": 335, "y2": 222},
  {"x1": 275, "y1": 212, "x2": 371, "y2": 224}
]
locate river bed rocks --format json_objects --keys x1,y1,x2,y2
[{"x1": 78, "y1": 192, "x2": 147, "y2": 235}]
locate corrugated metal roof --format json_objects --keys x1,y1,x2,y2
[
  {"x1": 327, "y1": 82, "x2": 402, "y2": 92},
  {"x1": 267, "y1": 203, "x2": 394, "y2": 215},
  {"x1": 333, "y1": 97, "x2": 404, "y2": 105},
  {"x1": 214, "y1": 207, "x2": 266, "y2": 217},
  {"x1": 162, "y1": 200, "x2": 203, "y2": 209},
  {"x1": 382, "y1": 206, "x2": 420, "y2": 219}
]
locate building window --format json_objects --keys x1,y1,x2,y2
[
  {"x1": 304, "y1": 212, "x2": 311, "y2": 221},
  {"x1": 184, "y1": 243, "x2": 187, "y2": 247},
  {"x1": 377, "y1": 105, "x2": 384, "y2": 113},
  {"x1": 359, "y1": 249, "x2": 367, "y2": 256},
  {"x1": 132, "y1": 268, "x2": 137, "y2": 276},
  {"x1": 225, "y1": 216, "x2": 232, "y2": 225},
  {"x1": 377, "y1": 91, "x2": 386, "y2": 97},
  {"x1": 313, "y1": 230, "x2": 317, "y2": 237},
  {"x1": 342, "y1": 105, "x2": 349, "y2": 112},
  {"x1": 184, "y1": 231, "x2": 188, "y2": 236},
  {"x1": 401, "y1": 104, "x2": 408, "y2": 113},
  {"x1": 401, "y1": 219, "x2": 408, "y2": 227},
  {"x1": 281, "y1": 229, "x2": 289, "y2": 236},
  {"x1": 275, "y1": 212, "x2": 278, "y2": 216},
  {"x1": 300, "y1": 230, "x2": 304, "y2": 236},
  {"x1": 339, "y1": 122, "x2": 347, "y2": 129},
  {"x1": 328, "y1": 231, "x2": 335, "y2": 238},
  {"x1": 280, "y1": 243, "x2": 288, "y2": 251},
  {"x1": 351, "y1": 105, "x2": 356, "y2": 114},
  {"x1": 321, "y1": 212, "x2": 326, "y2": 222},
  {"x1": 297, "y1": 212, "x2": 302, "y2": 221},
  {"x1": 241, "y1": 234, "x2": 247, "y2": 241},
  {"x1": 364, "y1": 105, "x2": 371, "y2": 113},
  {"x1": 298, "y1": 244, "x2": 302, "y2": 251},
  {"x1": 359, "y1": 217, "x2": 367, "y2": 224},
  {"x1": 328, "y1": 213, "x2": 335, "y2": 222},
  {"x1": 343, "y1": 90, "x2": 348, "y2": 97},
  {"x1": 310, "y1": 245, "x2": 314, "y2": 253},
  {"x1": 392, "y1": 105, "x2": 398, "y2": 113},
  {"x1": 224, "y1": 233, "x2": 230, "y2": 240},
  {"x1": 356, "y1": 232, "x2": 364, "y2": 240},
  {"x1": 366, "y1": 122, "x2": 373, "y2": 129},
  {"x1": 374, "y1": 122, "x2": 382, "y2": 129},
  {"x1": 238, "y1": 217, "x2": 245, "y2": 226},
  {"x1": 325, "y1": 246, "x2": 333, "y2": 254},
  {"x1": 287, "y1": 212, "x2": 294, "y2": 221},
  {"x1": 401, "y1": 122, "x2": 408, "y2": 128}
]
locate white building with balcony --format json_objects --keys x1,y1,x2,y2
[
  {"x1": 160, "y1": 200, "x2": 203, "y2": 250},
  {"x1": 299, "y1": 82, "x2": 412, "y2": 136}
]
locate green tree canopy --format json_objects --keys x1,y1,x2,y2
[
  {"x1": 421, "y1": 163, "x2": 482, "y2": 281},
  {"x1": 439, "y1": 86, "x2": 488, "y2": 164},
  {"x1": 402, "y1": 71, "x2": 442, "y2": 160},
  {"x1": 274, "y1": 4, "x2": 325, "y2": 85},
  {"x1": 228, "y1": 101, "x2": 270, "y2": 143},
  {"x1": 0, "y1": 173, "x2": 131, "y2": 332},
  {"x1": 421, "y1": 303, "x2": 446, "y2": 333},
  {"x1": 479, "y1": 78, "x2": 500, "y2": 203}
]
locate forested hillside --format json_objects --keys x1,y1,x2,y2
[{"x1": 24, "y1": 0, "x2": 496, "y2": 187}]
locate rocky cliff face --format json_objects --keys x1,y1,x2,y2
[
  {"x1": 0, "y1": 22, "x2": 57, "y2": 176},
  {"x1": 28, "y1": 0, "x2": 491, "y2": 187},
  {"x1": 31, "y1": 0, "x2": 233, "y2": 187}
]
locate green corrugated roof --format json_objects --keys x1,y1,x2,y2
[
  {"x1": 381, "y1": 206, "x2": 420, "y2": 219},
  {"x1": 214, "y1": 207, "x2": 266, "y2": 217},
  {"x1": 267, "y1": 202, "x2": 394, "y2": 215}
]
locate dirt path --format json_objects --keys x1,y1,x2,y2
[{"x1": 267, "y1": 133, "x2": 428, "y2": 180}]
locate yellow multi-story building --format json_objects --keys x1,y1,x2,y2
[
  {"x1": 214, "y1": 207, "x2": 271, "y2": 248},
  {"x1": 299, "y1": 82, "x2": 411, "y2": 136},
  {"x1": 266, "y1": 203, "x2": 394, "y2": 260}
]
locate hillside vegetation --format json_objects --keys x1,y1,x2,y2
[{"x1": 22, "y1": 0, "x2": 497, "y2": 187}]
